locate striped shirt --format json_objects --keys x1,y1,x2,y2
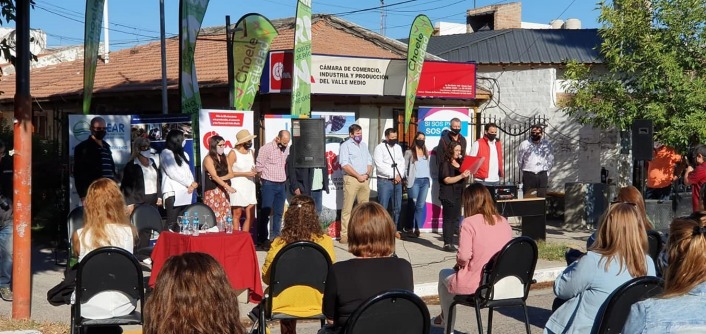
[
  {"x1": 100, "y1": 146, "x2": 115, "y2": 179},
  {"x1": 255, "y1": 141, "x2": 288, "y2": 182}
]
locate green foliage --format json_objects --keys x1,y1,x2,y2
[{"x1": 562, "y1": 0, "x2": 706, "y2": 151}]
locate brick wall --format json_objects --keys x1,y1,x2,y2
[{"x1": 466, "y1": 2, "x2": 522, "y2": 31}]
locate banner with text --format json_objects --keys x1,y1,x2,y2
[
  {"x1": 232, "y1": 13, "x2": 279, "y2": 110},
  {"x1": 405, "y1": 15, "x2": 434, "y2": 129},
  {"x1": 291, "y1": 0, "x2": 312, "y2": 116},
  {"x1": 262, "y1": 53, "x2": 476, "y2": 98},
  {"x1": 179, "y1": 0, "x2": 210, "y2": 116},
  {"x1": 198, "y1": 109, "x2": 254, "y2": 160},
  {"x1": 82, "y1": 0, "x2": 105, "y2": 114}
]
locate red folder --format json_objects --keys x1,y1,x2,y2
[{"x1": 460, "y1": 156, "x2": 485, "y2": 174}]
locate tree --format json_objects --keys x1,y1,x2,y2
[{"x1": 562, "y1": 0, "x2": 706, "y2": 151}]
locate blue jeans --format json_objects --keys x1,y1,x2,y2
[
  {"x1": 377, "y1": 178, "x2": 402, "y2": 229},
  {"x1": 258, "y1": 180, "x2": 286, "y2": 243},
  {"x1": 407, "y1": 178, "x2": 430, "y2": 230},
  {"x1": 0, "y1": 218, "x2": 12, "y2": 288}
]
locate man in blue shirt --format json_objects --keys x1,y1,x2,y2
[{"x1": 338, "y1": 124, "x2": 372, "y2": 244}]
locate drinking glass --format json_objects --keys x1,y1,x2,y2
[
  {"x1": 177, "y1": 215, "x2": 185, "y2": 234},
  {"x1": 203, "y1": 214, "x2": 211, "y2": 231}
]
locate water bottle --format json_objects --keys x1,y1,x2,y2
[
  {"x1": 183, "y1": 212, "x2": 191, "y2": 235},
  {"x1": 225, "y1": 214, "x2": 234, "y2": 234},
  {"x1": 192, "y1": 213, "x2": 200, "y2": 236}
]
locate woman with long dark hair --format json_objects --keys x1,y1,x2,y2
[
  {"x1": 160, "y1": 130, "x2": 197, "y2": 229},
  {"x1": 623, "y1": 213, "x2": 706, "y2": 332},
  {"x1": 403, "y1": 131, "x2": 430, "y2": 237},
  {"x1": 438, "y1": 141, "x2": 471, "y2": 252},
  {"x1": 144, "y1": 252, "x2": 245, "y2": 334},
  {"x1": 203, "y1": 135, "x2": 235, "y2": 224}
]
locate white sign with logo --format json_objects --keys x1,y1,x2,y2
[
  {"x1": 68, "y1": 114, "x2": 132, "y2": 211},
  {"x1": 313, "y1": 56, "x2": 407, "y2": 96}
]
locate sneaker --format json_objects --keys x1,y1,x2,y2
[
  {"x1": 0, "y1": 287, "x2": 12, "y2": 301},
  {"x1": 442, "y1": 244, "x2": 457, "y2": 253}
]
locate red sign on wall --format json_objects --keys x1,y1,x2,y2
[
  {"x1": 417, "y1": 61, "x2": 476, "y2": 99},
  {"x1": 268, "y1": 51, "x2": 293, "y2": 93}
]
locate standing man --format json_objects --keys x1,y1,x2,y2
[
  {"x1": 0, "y1": 140, "x2": 12, "y2": 301},
  {"x1": 373, "y1": 128, "x2": 405, "y2": 232},
  {"x1": 517, "y1": 124, "x2": 554, "y2": 197},
  {"x1": 646, "y1": 142, "x2": 683, "y2": 201},
  {"x1": 684, "y1": 144, "x2": 706, "y2": 212},
  {"x1": 470, "y1": 123, "x2": 503, "y2": 186},
  {"x1": 286, "y1": 141, "x2": 329, "y2": 214},
  {"x1": 436, "y1": 118, "x2": 467, "y2": 167},
  {"x1": 256, "y1": 130, "x2": 290, "y2": 249},
  {"x1": 338, "y1": 124, "x2": 372, "y2": 244},
  {"x1": 74, "y1": 116, "x2": 115, "y2": 201}
]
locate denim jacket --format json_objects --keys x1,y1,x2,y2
[{"x1": 623, "y1": 282, "x2": 706, "y2": 333}]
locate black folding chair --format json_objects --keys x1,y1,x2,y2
[
  {"x1": 446, "y1": 236, "x2": 538, "y2": 334},
  {"x1": 66, "y1": 206, "x2": 84, "y2": 267},
  {"x1": 342, "y1": 289, "x2": 430, "y2": 334},
  {"x1": 181, "y1": 202, "x2": 217, "y2": 228},
  {"x1": 130, "y1": 204, "x2": 163, "y2": 261},
  {"x1": 591, "y1": 276, "x2": 663, "y2": 334},
  {"x1": 256, "y1": 241, "x2": 332, "y2": 334},
  {"x1": 71, "y1": 246, "x2": 144, "y2": 334}
]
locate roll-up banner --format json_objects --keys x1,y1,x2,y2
[
  {"x1": 404, "y1": 15, "x2": 433, "y2": 129},
  {"x1": 232, "y1": 14, "x2": 279, "y2": 110},
  {"x1": 82, "y1": 0, "x2": 105, "y2": 114},
  {"x1": 179, "y1": 0, "x2": 210, "y2": 116},
  {"x1": 291, "y1": 0, "x2": 312, "y2": 117}
]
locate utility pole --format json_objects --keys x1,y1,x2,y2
[
  {"x1": 13, "y1": 0, "x2": 33, "y2": 319},
  {"x1": 160, "y1": 0, "x2": 168, "y2": 114},
  {"x1": 103, "y1": 0, "x2": 110, "y2": 63},
  {"x1": 380, "y1": 0, "x2": 386, "y2": 35}
]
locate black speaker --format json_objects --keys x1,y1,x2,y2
[
  {"x1": 632, "y1": 119, "x2": 653, "y2": 161},
  {"x1": 292, "y1": 118, "x2": 325, "y2": 168}
]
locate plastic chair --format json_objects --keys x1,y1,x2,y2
[
  {"x1": 591, "y1": 276, "x2": 663, "y2": 334},
  {"x1": 130, "y1": 204, "x2": 163, "y2": 260},
  {"x1": 181, "y1": 202, "x2": 216, "y2": 228},
  {"x1": 66, "y1": 206, "x2": 84, "y2": 267},
  {"x1": 71, "y1": 247, "x2": 144, "y2": 334},
  {"x1": 646, "y1": 230, "x2": 663, "y2": 264},
  {"x1": 342, "y1": 289, "x2": 430, "y2": 334},
  {"x1": 445, "y1": 236, "x2": 538, "y2": 334},
  {"x1": 257, "y1": 241, "x2": 332, "y2": 334}
]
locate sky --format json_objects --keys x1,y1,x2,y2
[{"x1": 11, "y1": 0, "x2": 602, "y2": 50}]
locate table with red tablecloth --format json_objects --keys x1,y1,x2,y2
[{"x1": 148, "y1": 231, "x2": 263, "y2": 303}]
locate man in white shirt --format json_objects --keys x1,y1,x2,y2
[
  {"x1": 373, "y1": 128, "x2": 406, "y2": 231},
  {"x1": 470, "y1": 123, "x2": 503, "y2": 186},
  {"x1": 517, "y1": 124, "x2": 554, "y2": 197}
]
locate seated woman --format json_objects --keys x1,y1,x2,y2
[
  {"x1": 260, "y1": 195, "x2": 336, "y2": 334},
  {"x1": 144, "y1": 252, "x2": 245, "y2": 334},
  {"x1": 545, "y1": 203, "x2": 656, "y2": 334},
  {"x1": 433, "y1": 183, "x2": 513, "y2": 331},
  {"x1": 321, "y1": 202, "x2": 413, "y2": 332},
  {"x1": 623, "y1": 212, "x2": 706, "y2": 332},
  {"x1": 71, "y1": 178, "x2": 138, "y2": 320}
]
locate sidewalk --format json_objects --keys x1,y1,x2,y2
[{"x1": 0, "y1": 218, "x2": 591, "y2": 332}]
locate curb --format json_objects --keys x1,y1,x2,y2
[{"x1": 413, "y1": 266, "x2": 566, "y2": 297}]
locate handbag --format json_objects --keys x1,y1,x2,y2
[{"x1": 47, "y1": 263, "x2": 77, "y2": 306}]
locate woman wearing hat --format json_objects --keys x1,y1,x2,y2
[{"x1": 227, "y1": 129, "x2": 258, "y2": 233}]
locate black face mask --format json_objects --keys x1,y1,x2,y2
[
  {"x1": 277, "y1": 143, "x2": 287, "y2": 152},
  {"x1": 450, "y1": 128, "x2": 461, "y2": 135},
  {"x1": 415, "y1": 139, "x2": 425, "y2": 147},
  {"x1": 243, "y1": 142, "x2": 253, "y2": 150},
  {"x1": 93, "y1": 130, "x2": 107, "y2": 140},
  {"x1": 485, "y1": 134, "x2": 497, "y2": 141},
  {"x1": 531, "y1": 134, "x2": 542, "y2": 141},
  {"x1": 387, "y1": 139, "x2": 398, "y2": 147}
]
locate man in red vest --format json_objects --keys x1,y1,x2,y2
[{"x1": 470, "y1": 123, "x2": 503, "y2": 185}]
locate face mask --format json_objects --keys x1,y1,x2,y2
[
  {"x1": 450, "y1": 128, "x2": 460, "y2": 135},
  {"x1": 93, "y1": 130, "x2": 107, "y2": 140},
  {"x1": 415, "y1": 139, "x2": 425, "y2": 147},
  {"x1": 140, "y1": 150, "x2": 151, "y2": 158},
  {"x1": 531, "y1": 134, "x2": 541, "y2": 141},
  {"x1": 353, "y1": 135, "x2": 362, "y2": 143},
  {"x1": 243, "y1": 142, "x2": 252, "y2": 150},
  {"x1": 387, "y1": 139, "x2": 398, "y2": 147},
  {"x1": 277, "y1": 143, "x2": 287, "y2": 152},
  {"x1": 217, "y1": 147, "x2": 225, "y2": 155},
  {"x1": 486, "y1": 134, "x2": 497, "y2": 141}
]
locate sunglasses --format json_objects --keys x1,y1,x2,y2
[{"x1": 139, "y1": 145, "x2": 150, "y2": 151}]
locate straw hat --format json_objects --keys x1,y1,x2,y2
[{"x1": 235, "y1": 129, "x2": 257, "y2": 145}]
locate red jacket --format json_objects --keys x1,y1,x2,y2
[{"x1": 475, "y1": 138, "x2": 503, "y2": 179}]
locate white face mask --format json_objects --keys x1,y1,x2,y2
[
  {"x1": 217, "y1": 147, "x2": 225, "y2": 155},
  {"x1": 140, "y1": 150, "x2": 151, "y2": 158}
]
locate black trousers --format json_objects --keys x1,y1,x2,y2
[
  {"x1": 164, "y1": 196, "x2": 187, "y2": 232},
  {"x1": 441, "y1": 199, "x2": 460, "y2": 245},
  {"x1": 522, "y1": 170, "x2": 548, "y2": 197}
]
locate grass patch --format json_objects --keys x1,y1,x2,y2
[
  {"x1": 0, "y1": 317, "x2": 69, "y2": 334},
  {"x1": 537, "y1": 241, "x2": 570, "y2": 262}
]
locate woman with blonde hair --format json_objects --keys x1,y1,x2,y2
[
  {"x1": 144, "y1": 252, "x2": 245, "y2": 334},
  {"x1": 321, "y1": 202, "x2": 413, "y2": 332},
  {"x1": 616, "y1": 185, "x2": 653, "y2": 231},
  {"x1": 545, "y1": 203, "x2": 656, "y2": 333},
  {"x1": 433, "y1": 183, "x2": 513, "y2": 331},
  {"x1": 623, "y1": 213, "x2": 706, "y2": 332},
  {"x1": 260, "y1": 195, "x2": 336, "y2": 334},
  {"x1": 71, "y1": 178, "x2": 138, "y2": 320},
  {"x1": 121, "y1": 136, "x2": 161, "y2": 213}
]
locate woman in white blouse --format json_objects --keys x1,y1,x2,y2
[{"x1": 160, "y1": 130, "x2": 197, "y2": 229}]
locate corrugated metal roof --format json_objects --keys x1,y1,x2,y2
[{"x1": 420, "y1": 29, "x2": 603, "y2": 64}]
